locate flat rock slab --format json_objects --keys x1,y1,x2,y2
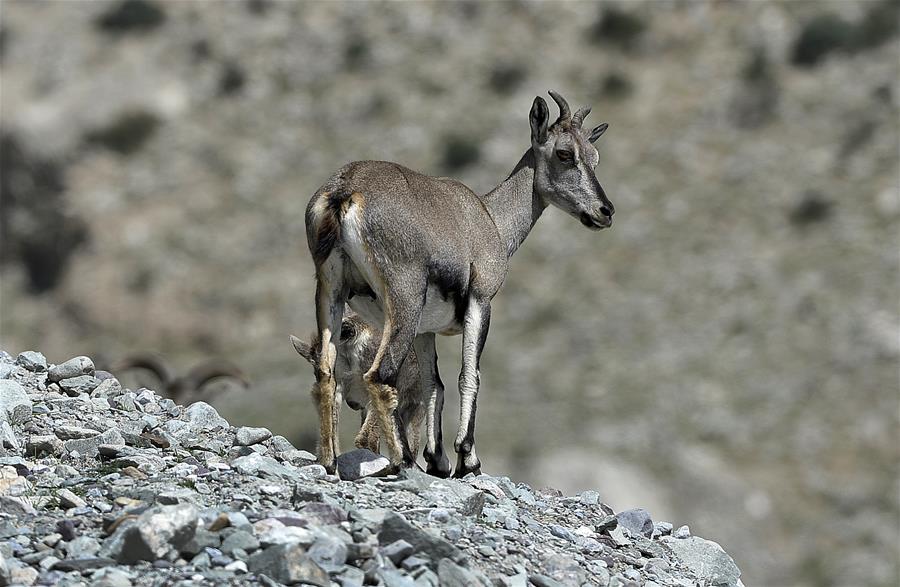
[
  {"x1": 337, "y1": 448, "x2": 392, "y2": 481},
  {"x1": 616, "y1": 508, "x2": 654, "y2": 538},
  {"x1": 16, "y1": 351, "x2": 47, "y2": 372},
  {"x1": 48, "y1": 356, "x2": 94, "y2": 383},
  {"x1": 100, "y1": 504, "x2": 199, "y2": 564},
  {"x1": 662, "y1": 536, "x2": 742, "y2": 587},
  {"x1": 59, "y1": 375, "x2": 102, "y2": 396},
  {"x1": 0, "y1": 380, "x2": 32, "y2": 425},
  {"x1": 234, "y1": 426, "x2": 272, "y2": 446},
  {"x1": 248, "y1": 543, "x2": 329, "y2": 586}
]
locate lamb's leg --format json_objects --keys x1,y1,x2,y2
[
  {"x1": 354, "y1": 406, "x2": 380, "y2": 453},
  {"x1": 413, "y1": 333, "x2": 450, "y2": 477}
]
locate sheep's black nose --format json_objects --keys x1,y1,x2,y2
[{"x1": 600, "y1": 206, "x2": 613, "y2": 218}]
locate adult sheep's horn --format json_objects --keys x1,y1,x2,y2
[
  {"x1": 548, "y1": 90, "x2": 571, "y2": 124},
  {"x1": 183, "y1": 359, "x2": 250, "y2": 394},
  {"x1": 110, "y1": 353, "x2": 174, "y2": 387},
  {"x1": 572, "y1": 106, "x2": 592, "y2": 129}
]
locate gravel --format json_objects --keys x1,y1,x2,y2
[{"x1": 0, "y1": 348, "x2": 743, "y2": 586}]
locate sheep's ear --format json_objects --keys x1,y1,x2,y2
[
  {"x1": 290, "y1": 335, "x2": 315, "y2": 365},
  {"x1": 588, "y1": 123, "x2": 608, "y2": 143}
]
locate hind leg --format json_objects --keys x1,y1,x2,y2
[
  {"x1": 311, "y1": 253, "x2": 347, "y2": 474},
  {"x1": 364, "y1": 287, "x2": 423, "y2": 469}
]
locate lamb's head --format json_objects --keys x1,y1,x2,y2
[
  {"x1": 529, "y1": 90, "x2": 614, "y2": 230},
  {"x1": 290, "y1": 313, "x2": 377, "y2": 409}
]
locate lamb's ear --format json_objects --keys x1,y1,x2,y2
[
  {"x1": 588, "y1": 123, "x2": 609, "y2": 143},
  {"x1": 290, "y1": 335, "x2": 314, "y2": 365},
  {"x1": 530, "y1": 96, "x2": 550, "y2": 144}
]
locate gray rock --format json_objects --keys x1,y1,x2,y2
[
  {"x1": 101, "y1": 504, "x2": 199, "y2": 563},
  {"x1": 381, "y1": 539, "x2": 414, "y2": 564},
  {"x1": 90, "y1": 567, "x2": 133, "y2": 587},
  {"x1": 25, "y1": 434, "x2": 63, "y2": 456},
  {"x1": 0, "y1": 380, "x2": 32, "y2": 425},
  {"x1": 92, "y1": 378, "x2": 123, "y2": 398},
  {"x1": 180, "y1": 528, "x2": 221, "y2": 557},
  {"x1": 64, "y1": 429, "x2": 125, "y2": 458},
  {"x1": 337, "y1": 448, "x2": 392, "y2": 481},
  {"x1": 64, "y1": 536, "x2": 101, "y2": 559},
  {"x1": 0, "y1": 551, "x2": 8, "y2": 587},
  {"x1": 220, "y1": 530, "x2": 259, "y2": 555},
  {"x1": 47, "y1": 357, "x2": 94, "y2": 383},
  {"x1": 248, "y1": 543, "x2": 330, "y2": 586},
  {"x1": 378, "y1": 568, "x2": 416, "y2": 587},
  {"x1": 543, "y1": 553, "x2": 588, "y2": 585},
  {"x1": 378, "y1": 513, "x2": 461, "y2": 570},
  {"x1": 662, "y1": 536, "x2": 742, "y2": 587},
  {"x1": 0, "y1": 422, "x2": 18, "y2": 450},
  {"x1": 183, "y1": 402, "x2": 229, "y2": 432},
  {"x1": 549, "y1": 524, "x2": 576, "y2": 542},
  {"x1": 0, "y1": 364, "x2": 15, "y2": 380},
  {"x1": 234, "y1": 426, "x2": 272, "y2": 446},
  {"x1": 579, "y1": 490, "x2": 601, "y2": 505},
  {"x1": 307, "y1": 533, "x2": 348, "y2": 571},
  {"x1": 58, "y1": 375, "x2": 102, "y2": 396},
  {"x1": 438, "y1": 559, "x2": 490, "y2": 587},
  {"x1": 616, "y1": 508, "x2": 653, "y2": 538},
  {"x1": 269, "y1": 435, "x2": 296, "y2": 453},
  {"x1": 231, "y1": 453, "x2": 296, "y2": 480},
  {"x1": 674, "y1": 524, "x2": 691, "y2": 539},
  {"x1": 16, "y1": 351, "x2": 47, "y2": 372},
  {"x1": 528, "y1": 575, "x2": 565, "y2": 587},
  {"x1": 654, "y1": 521, "x2": 674, "y2": 537},
  {"x1": 404, "y1": 469, "x2": 485, "y2": 516},
  {"x1": 57, "y1": 488, "x2": 87, "y2": 509},
  {"x1": 281, "y1": 449, "x2": 318, "y2": 465},
  {"x1": 55, "y1": 425, "x2": 101, "y2": 440}
]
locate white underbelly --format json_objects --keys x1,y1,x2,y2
[{"x1": 419, "y1": 285, "x2": 458, "y2": 333}]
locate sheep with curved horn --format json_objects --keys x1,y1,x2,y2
[
  {"x1": 111, "y1": 353, "x2": 249, "y2": 403},
  {"x1": 303, "y1": 90, "x2": 614, "y2": 476}
]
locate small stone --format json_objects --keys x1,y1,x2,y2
[
  {"x1": 579, "y1": 490, "x2": 600, "y2": 505},
  {"x1": 248, "y1": 543, "x2": 330, "y2": 586},
  {"x1": 438, "y1": 559, "x2": 488, "y2": 587},
  {"x1": 654, "y1": 521, "x2": 674, "y2": 537},
  {"x1": 224, "y1": 560, "x2": 248, "y2": 573},
  {"x1": 674, "y1": 525, "x2": 691, "y2": 539},
  {"x1": 549, "y1": 525, "x2": 576, "y2": 542},
  {"x1": 234, "y1": 426, "x2": 272, "y2": 446},
  {"x1": 428, "y1": 508, "x2": 451, "y2": 524},
  {"x1": 221, "y1": 530, "x2": 259, "y2": 555},
  {"x1": 91, "y1": 567, "x2": 133, "y2": 587},
  {"x1": 183, "y1": 402, "x2": 229, "y2": 432},
  {"x1": 24, "y1": 435, "x2": 63, "y2": 458},
  {"x1": 269, "y1": 435, "x2": 296, "y2": 453},
  {"x1": 616, "y1": 508, "x2": 653, "y2": 538},
  {"x1": 281, "y1": 449, "x2": 317, "y2": 465},
  {"x1": 0, "y1": 380, "x2": 32, "y2": 425},
  {"x1": 16, "y1": 351, "x2": 47, "y2": 372},
  {"x1": 57, "y1": 489, "x2": 87, "y2": 509},
  {"x1": 48, "y1": 356, "x2": 94, "y2": 383},
  {"x1": 382, "y1": 539, "x2": 415, "y2": 565},
  {"x1": 65, "y1": 536, "x2": 101, "y2": 558},
  {"x1": 0, "y1": 422, "x2": 19, "y2": 450},
  {"x1": 58, "y1": 375, "x2": 102, "y2": 396},
  {"x1": 100, "y1": 504, "x2": 199, "y2": 563},
  {"x1": 55, "y1": 425, "x2": 101, "y2": 440},
  {"x1": 336, "y1": 448, "x2": 392, "y2": 481},
  {"x1": 308, "y1": 533, "x2": 348, "y2": 572},
  {"x1": 64, "y1": 429, "x2": 125, "y2": 458},
  {"x1": 378, "y1": 513, "x2": 461, "y2": 570}
]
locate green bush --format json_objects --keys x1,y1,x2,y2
[
  {"x1": 587, "y1": 6, "x2": 647, "y2": 50},
  {"x1": 95, "y1": 0, "x2": 166, "y2": 34},
  {"x1": 792, "y1": 1, "x2": 899, "y2": 67},
  {"x1": 440, "y1": 134, "x2": 481, "y2": 172},
  {"x1": 84, "y1": 110, "x2": 160, "y2": 155}
]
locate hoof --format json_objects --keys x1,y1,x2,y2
[
  {"x1": 426, "y1": 460, "x2": 452, "y2": 479},
  {"x1": 321, "y1": 459, "x2": 337, "y2": 475}
]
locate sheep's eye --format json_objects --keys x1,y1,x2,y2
[{"x1": 556, "y1": 150, "x2": 574, "y2": 163}]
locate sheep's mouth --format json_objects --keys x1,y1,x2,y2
[{"x1": 580, "y1": 212, "x2": 611, "y2": 230}]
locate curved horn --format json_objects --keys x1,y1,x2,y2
[
  {"x1": 572, "y1": 106, "x2": 592, "y2": 129},
  {"x1": 548, "y1": 90, "x2": 571, "y2": 124},
  {"x1": 183, "y1": 359, "x2": 250, "y2": 394},
  {"x1": 110, "y1": 353, "x2": 174, "y2": 386}
]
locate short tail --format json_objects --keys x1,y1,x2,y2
[{"x1": 306, "y1": 189, "x2": 356, "y2": 266}]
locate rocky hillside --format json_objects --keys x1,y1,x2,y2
[
  {"x1": 1, "y1": 2, "x2": 897, "y2": 586},
  {"x1": 0, "y1": 349, "x2": 741, "y2": 587}
]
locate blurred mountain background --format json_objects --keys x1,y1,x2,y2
[{"x1": 1, "y1": 1, "x2": 898, "y2": 585}]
